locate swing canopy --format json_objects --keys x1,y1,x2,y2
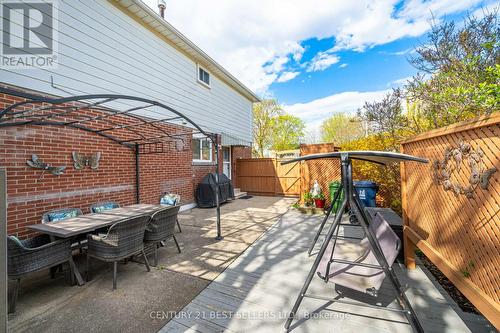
[{"x1": 282, "y1": 151, "x2": 428, "y2": 165}]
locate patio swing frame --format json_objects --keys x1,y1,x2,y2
[
  {"x1": 0, "y1": 87, "x2": 225, "y2": 240},
  {"x1": 282, "y1": 151, "x2": 427, "y2": 333}
]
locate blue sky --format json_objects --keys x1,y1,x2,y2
[
  {"x1": 271, "y1": 36, "x2": 420, "y2": 104},
  {"x1": 144, "y1": 0, "x2": 498, "y2": 138}
]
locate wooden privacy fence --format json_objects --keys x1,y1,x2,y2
[
  {"x1": 236, "y1": 158, "x2": 300, "y2": 196},
  {"x1": 236, "y1": 144, "x2": 340, "y2": 198},
  {"x1": 300, "y1": 143, "x2": 341, "y2": 204},
  {"x1": 236, "y1": 144, "x2": 343, "y2": 199},
  {"x1": 401, "y1": 113, "x2": 499, "y2": 329}
]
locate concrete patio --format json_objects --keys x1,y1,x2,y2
[
  {"x1": 7, "y1": 196, "x2": 493, "y2": 333},
  {"x1": 7, "y1": 196, "x2": 294, "y2": 333}
]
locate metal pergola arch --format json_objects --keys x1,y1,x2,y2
[{"x1": 0, "y1": 89, "x2": 224, "y2": 240}]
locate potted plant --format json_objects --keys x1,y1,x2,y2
[
  {"x1": 313, "y1": 192, "x2": 326, "y2": 208},
  {"x1": 302, "y1": 192, "x2": 313, "y2": 207}
]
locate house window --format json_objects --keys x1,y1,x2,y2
[
  {"x1": 197, "y1": 64, "x2": 211, "y2": 87},
  {"x1": 192, "y1": 137, "x2": 212, "y2": 162}
]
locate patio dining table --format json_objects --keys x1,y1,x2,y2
[{"x1": 27, "y1": 204, "x2": 165, "y2": 286}]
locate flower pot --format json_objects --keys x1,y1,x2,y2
[{"x1": 314, "y1": 198, "x2": 325, "y2": 208}]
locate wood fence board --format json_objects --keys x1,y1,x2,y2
[
  {"x1": 401, "y1": 113, "x2": 500, "y2": 329},
  {"x1": 299, "y1": 144, "x2": 341, "y2": 204},
  {"x1": 236, "y1": 158, "x2": 300, "y2": 196},
  {"x1": 236, "y1": 144, "x2": 341, "y2": 200}
]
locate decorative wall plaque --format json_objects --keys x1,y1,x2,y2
[
  {"x1": 26, "y1": 154, "x2": 66, "y2": 177},
  {"x1": 72, "y1": 152, "x2": 101, "y2": 170},
  {"x1": 432, "y1": 141, "x2": 497, "y2": 198}
]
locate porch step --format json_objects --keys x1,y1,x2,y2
[{"x1": 233, "y1": 188, "x2": 247, "y2": 199}]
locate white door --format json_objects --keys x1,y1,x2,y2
[{"x1": 222, "y1": 146, "x2": 231, "y2": 179}]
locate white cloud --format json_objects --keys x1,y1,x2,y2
[
  {"x1": 307, "y1": 52, "x2": 340, "y2": 72},
  {"x1": 285, "y1": 74, "x2": 420, "y2": 136},
  {"x1": 143, "y1": 0, "x2": 485, "y2": 94},
  {"x1": 276, "y1": 71, "x2": 300, "y2": 83},
  {"x1": 400, "y1": 0, "x2": 482, "y2": 20},
  {"x1": 339, "y1": 63, "x2": 348, "y2": 68},
  {"x1": 284, "y1": 90, "x2": 391, "y2": 134},
  {"x1": 472, "y1": 2, "x2": 499, "y2": 18},
  {"x1": 381, "y1": 47, "x2": 416, "y2": 56},
  {"x1": 390, "y1": 76, "x2": 413, "y2": 86}
]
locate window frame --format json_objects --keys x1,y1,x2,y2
[
  {"x1": 197, "y1": 64, "x2": 211, "y2": 88},
  {"x1": 192, "y1": 136, "x2": 213, "y2": 163}
]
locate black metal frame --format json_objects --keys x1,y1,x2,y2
[
  {"x1": 0, "y1": 89, "x2": 223, "y2": 240},
  {"x1": 0, "y1": 93, "x2": 208, "y2": 147},
  {"x1": 0, "y1": 169, "x2": 6, "y2": 331},
  {"x1": 307, "y1": 183, "x2": 343, "y2": 256},
  {"x1": 282, "y1": 152, "x2": 426, "y2": 333}
]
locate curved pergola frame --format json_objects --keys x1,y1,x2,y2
[
  {"x1": 0, "y1": 89, "x2": 224, "y2": 240},
  {"x1": 0, "y1": 93, "x2": 214, "y2": 148}
]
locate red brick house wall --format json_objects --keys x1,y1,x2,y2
[
  {"x1": 0, "y1": 89, "x2": 250, "y2": 238},
  {"x1": 0, "y1": 125, "x2": 138, "y2": 238}
]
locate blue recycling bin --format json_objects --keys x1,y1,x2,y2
[{"x1": 353, "y1": 180, "x2": 378, "y2": 207}]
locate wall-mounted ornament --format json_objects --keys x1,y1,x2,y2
[
  {"x1": 72, "y1": 152, "x2": 101, "y2": 170},
  {"x1": 432, "y1": 141, "x2": 497, "y2": 198},
  {"x1": 26, "y1": 154, "x2": 66, "y2": 178}
]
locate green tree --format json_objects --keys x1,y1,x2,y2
[
  {"x1": 320, "y1": 112, "x2": 365, "y2": 145},
  {"x1": 270, "y1": 114, "x2": 305, "y2": 151},
  {"x1": 339, "y1": 11, "x2": 499, "y2": 215},
  {"x1": 342, "y1": 133, "x2": 403, "y2": 213},
  {"x1": 406, "y1": 12, "x2": 500, "y2": 127},
  {"x1": 252, "y1": 99, "x2": 283, "y2": 157}
]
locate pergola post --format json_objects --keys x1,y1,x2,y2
[
  {"x1": 213, "y1": 134, "x2": 223, "y2": 241},
  {"x1": 135, "y1": 144, "x2": 140, "y2": 204}
]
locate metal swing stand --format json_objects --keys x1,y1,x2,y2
[
  {"x1": 283, "y1": 152, "x2": 425, "y2": 333},
  {"x1": 307, "y1": 183, "x2": 343, "y2": 256}
]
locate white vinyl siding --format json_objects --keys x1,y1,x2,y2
[{"x1": 0, "y1": 0, "x2": 253, "y2": 144}]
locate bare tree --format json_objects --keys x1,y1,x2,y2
[{"x1": 357, "y1": 88, "x2": 407, "y2": 141}]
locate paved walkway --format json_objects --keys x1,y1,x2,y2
[{"x1": 160, "y1": 209, "x2": 492, "y2": 333}]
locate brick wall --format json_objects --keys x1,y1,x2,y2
[
  {"x1": 192, "y1": 164, "x2": 217, "y2": 190},
  {"x1": 0, "y1": 89, "x2": 250, "y2": 238},
  {"x1": 0, "y1": 124, "x2": 138, "y2": 238}
]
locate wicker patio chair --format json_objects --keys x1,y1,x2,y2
[
  {"x1": 42, "y1": 207, "x2": 85, "y2": 261},
  {"x1": 144, "y1": 206, "x2": 181, "y2": 266},
  {"x1": 7, "y1": 235, "x2": 74, "y2": 313},
  {"x1": 86, "y1": 215, "x2": 151, "y2": 290},
  {"x1": 41, "y1": 207, "x2": 83, "y2": 223},
  {"x1": 90, "y1": 201, "x2": 120, "y2": 213},
  {"x1": 160, "y1": 193, "x2": 182, "y2": 233}
]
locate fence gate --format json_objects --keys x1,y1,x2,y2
[{"x1": 236, "y1": 158, "x2": 300, "y2": 196}]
